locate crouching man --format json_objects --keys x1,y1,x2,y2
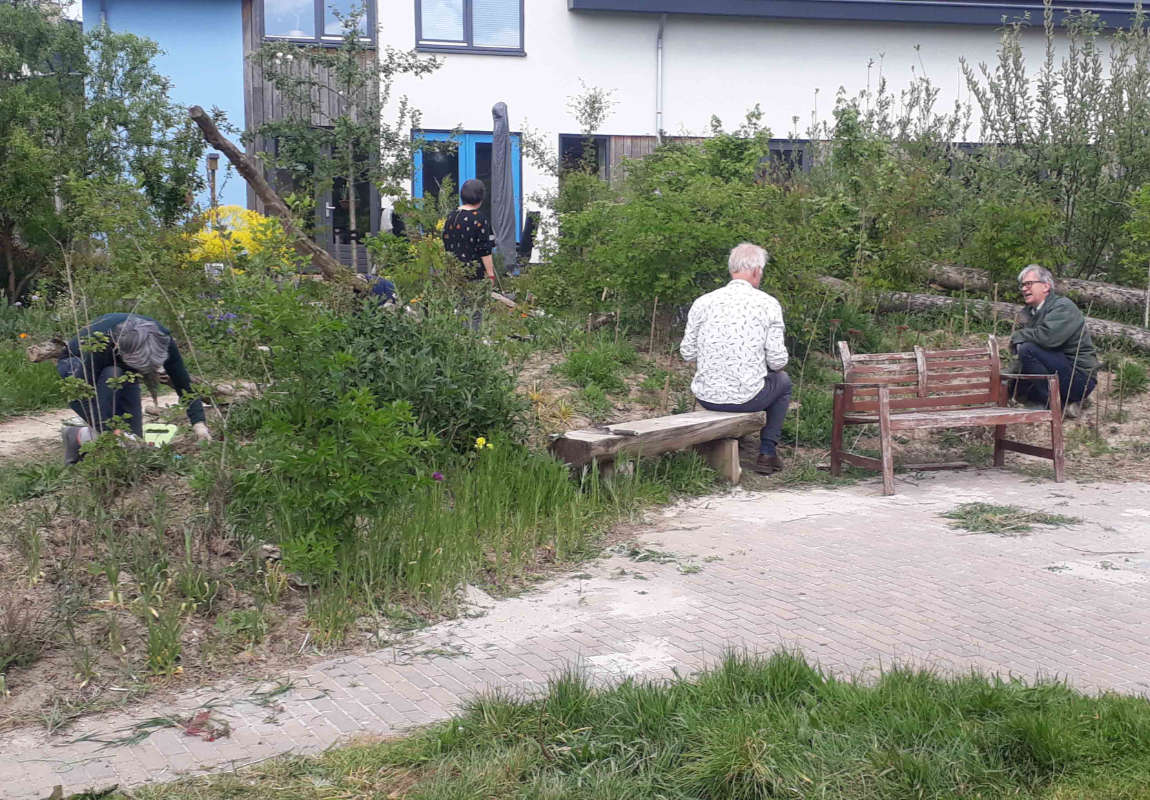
[
  {"x1": 57, "y1": 313, "x2": 211, "y2": 463},
  {"x1": 1010, "y1": 264, "x2": 1098, "y2": 419},
  {"x1": 680, "y1": 243, "x2": 791, "y2": 475}
]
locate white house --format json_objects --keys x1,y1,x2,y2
[{"x1": 377, "y1": 0, "x2": 1142, "y2": 237}]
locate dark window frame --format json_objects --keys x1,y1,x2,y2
[
  {"x1": 258, "y1": 0, "x2": 377, "y2": 46},
  {"x1": 415, "y1": 0, "x2": 525, "y2": 56}
]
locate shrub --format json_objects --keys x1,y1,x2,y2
[
  {"x1": 228, "y1": 386, "x2": 432, "y2": 577},
  {"x1": 557, "y1": 339, "x2": 638, "y2": 393},
  {"x1": 1115, "y1": 359, "x2": 1148, "y2": 396},
  {"x1": 343, "y1": 303, "x2": 527, "y2": 454},
  {"x1": 186, "y1": 205, "x2": 296, "y2": 269},
  {"x1": 0, "y1": 345, "x2": 60, "y2": 419}
]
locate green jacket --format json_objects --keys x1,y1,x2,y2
[{"x1": 1010, "y1": 294, "x2": 1098, "y2": 373}]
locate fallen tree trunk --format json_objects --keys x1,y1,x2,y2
[
  {"x1": 926, "y1": 262, "x2": 1147, "y2": 316},
  {"x1": 188, "y1": 106, "x2": 356, "y2": 287},
  {"x1": 818, "y1": 276, "x2": 1150, "y2": 354}
]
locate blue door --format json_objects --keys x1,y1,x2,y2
[{"x1": 413, "y1": 130, "x2": 522, "y2": 241}]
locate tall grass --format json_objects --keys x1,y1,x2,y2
[
  {"x1": 348, "y1": 445, "x2": 715, "y2": 609},
  {"x1": 129, "y1": 650, "x2": 1150, "y2": 800}
]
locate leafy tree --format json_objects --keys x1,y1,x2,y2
[
  {"x1": 251, "y1": 2, "x2": 438, "y2": 272},
  {"x1": 0, "y1": 2, "x2": 205, "y2": 303}
]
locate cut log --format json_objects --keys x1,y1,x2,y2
[
  {"x1": 818, "y1": 277, "x2": 1150, "y2": 354},
  {"x1": 550, "y1": 410, "x2": 765, "y2": 471},
  {"x1": 187, "y1": 106, "x2": 356, "y2": 287},
  {"x1": 926, "y1": 262, "x2": 1147, "y2": 315}
]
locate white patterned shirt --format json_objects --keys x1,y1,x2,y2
[{"x1": 680, "y1": 279, "x2": 789, "y2": 404}]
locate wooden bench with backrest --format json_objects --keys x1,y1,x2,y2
[
  {"x1": 830, "y1": 335, "x2": 1065, "y2": 495},
  {"x1": 550, "y1": 410, "x2": 766, "y2": 484}
]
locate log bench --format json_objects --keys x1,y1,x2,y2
[
  {"x1": 830, "y1": 335, "x2": 1065, "y2": 495},
  {"x1": 549, "y1": 410, "x2": 767, "y2": 484}
]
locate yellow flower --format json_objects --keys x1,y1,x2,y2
[
  {"x1": 435, "y1": 219, "x2": 445, "y2": 232},
  {"x1": 475, "y1": 436, "x2": 487, "y2": 450}
]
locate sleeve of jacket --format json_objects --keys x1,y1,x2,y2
[
  {"x1": 680, "y1": 299, "x2": 702, "y2": 362},
  {"x1": 163, "y1": 341, "x2": 206, "y2": 426},
  {"x1": 1009, "y1": 299, "x2": 1083, "y2": 350},
  {"x1": 765, "y1": 300, "x2": 789, "y2": 372}
]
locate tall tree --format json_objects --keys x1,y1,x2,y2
[
  {"x1": 251, "y1": 2, "x2": 438, "y2": 272},
  {"x1": 0, "y1": 2, "x2": 204, "y2": 303}
]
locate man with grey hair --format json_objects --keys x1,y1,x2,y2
[
  {"x1": 680, "y1": 242, "x2": 791, "y2": 474},
  {"x1": 56, "y1": 313, "x2": 210, "y2": 463},
  {"x1": 1009, "y1": 264, "x2": 1098, "y2": 418}
]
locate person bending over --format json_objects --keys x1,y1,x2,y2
[
  {"x1": 57, "y1": 313, "x2": 210, "y2": 463},
  {"x1": 680, "y1": 243, "x2": 791, "y2": 475}
]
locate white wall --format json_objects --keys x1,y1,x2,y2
[{"x1": 378, "y1": 3, "x2": 1051, "y2": 205}]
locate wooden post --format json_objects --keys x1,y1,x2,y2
[
  {"x1": 1047, "y1": 374, "x2": 1066, "y2": 483},
  {"x1": 830, "y1": 386, "x2": 845, "y2": 476},
  {"x1": 695, "y1": 438, "x2": 741, "y2": 484},
  {"x1": 877, "y1": 385, "x2": 895, "y2": 495},
  {"x1": 648, "y1": 296, "x2": 659, "y2": 354}
]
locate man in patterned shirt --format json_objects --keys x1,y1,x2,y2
[{"x1": 680, "y1": 243, "x2": 791, "y2": 474}]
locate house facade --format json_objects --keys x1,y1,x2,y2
[
  {"x1": 385, "y1": 0, "x2": 1142, "y2": 226},
  {"x1": 85, "y1": 0, "x2": 1144, "y2": 259}
]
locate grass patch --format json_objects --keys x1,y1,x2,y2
[
  {"x1": 556, "y1": 338, "x2": 638, "y2": 393},
  {"x1": 0, "y1": 458, "x2": 68, "y2": 506},
  {"x1": 942, "y1": 502, "x2": 1081, "y2": 535},
  {"x1": 0, "y1": 344, "x2": 60, "y2": 419},
  {"x1": 125, "y1": 650, "x2": 1150, "y2": 800}
]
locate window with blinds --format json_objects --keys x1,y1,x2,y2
[{"x1": 417, "y1": 0, "x2": 523, "y2": 53}]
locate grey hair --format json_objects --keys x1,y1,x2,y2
[
  {"x1": 1018, "y1": 264, "x2": 1054, "y2": 287},
  {"x1": 728, "y1": 242, "x2": 768, "y2": 277},
  {"x1": 115, "y1": 316, "x2": 171, "y2": 375}
]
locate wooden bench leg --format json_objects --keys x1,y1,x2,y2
[
  {"x1": 877, "y1": 386, "x2": 895, "y2": 496},
  {"x1": 993, "y1": 423, "x2": 1007, "y2": 467},
  {"x1": 1050, "y1": 416, "x2": 1066, "y2": 483},
  {"x1": 695, "y1": 438, "x2": 741, "y2": 484},
  {"x1": 592, "y1": 458, "x2": 615, "y2": 481},
  {"x1": 830, "y1": 387, "x2": 845, "y2": 477}
]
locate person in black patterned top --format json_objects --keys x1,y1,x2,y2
[{"x1": 442, "y1": 179, "x2": 497, "y2": 283}]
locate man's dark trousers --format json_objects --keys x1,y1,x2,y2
[
  {"x1": 697, "y1": 371, "x2": 791, "y2": 455},
  {"x1": 1014, "y1": 341, "x2": 1096, "y2": 406},
  {"x1": 57, "y1": 357, "x2": 143, "y2": 436}
]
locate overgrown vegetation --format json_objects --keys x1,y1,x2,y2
[{"x1": 126, "y1": 650, "x2": 1150, "y2": 800}]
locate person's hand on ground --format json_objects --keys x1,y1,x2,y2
[{"x1": 193, "y1": 421, "x2": 212, "y2": 442}]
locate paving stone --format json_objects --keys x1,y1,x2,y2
[{"x1": 2, "y1": 473, "x2": 1149, "y2": 800}]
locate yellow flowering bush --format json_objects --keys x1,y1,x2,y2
[{"x1": 188, "y1": 206, "x2": 295, "y2": 268}]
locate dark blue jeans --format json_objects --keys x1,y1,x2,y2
[
  {"x1": 57, "y1": 357, "x2": 143, "y2": 436},
  {"x1": 698, "y1": 371, "x2": 792, "y2": 455},
  {"x1": 1014, "y1": 342, "x2": 1097, "y2": 406}
]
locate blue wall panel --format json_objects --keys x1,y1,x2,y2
[{"x1": 82, "y1": 0, "x2": 247, "y2": 209}]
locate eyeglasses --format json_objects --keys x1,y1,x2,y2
[{"x1": 1019, "y1": 280, "x2": 1044, "y2": 289}]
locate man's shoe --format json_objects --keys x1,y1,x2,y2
[
  {"x1": 1064, "y1": 401, "x2": 1082, "y2": 419},
  {"x1": 61, "y1": 425, "x2": 84, "y2": 465},
  {"x1": 753, "y1": 454, "x2": 783, "y2": 475}
]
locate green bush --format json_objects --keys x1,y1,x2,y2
[
  {"x1": 227, "y1": 386, "x2": 432, "y2": 577},
  {"x1": 1115, "y1": 359, "x2": 1148, "y2": 396},
  {"x1": 343, "y1": 303, "x2": 527, "y2": 454},
  {"x1": 0, "y1": 345, "x2": 60, "y2": 419},
  {"x1": 557, "y1": 339, "x2": 637, "y2": 393}
]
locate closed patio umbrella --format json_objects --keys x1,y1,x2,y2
[{"x1": 491, "y1": 102, "x2": 516, "y2": 276}]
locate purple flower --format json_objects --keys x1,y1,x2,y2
[
  {"x1": 222, "y1": 312, "x2": 238, "y2": 320},
  {"x1": 432, "y1": 471, "x2": 445, "y2": 482}
]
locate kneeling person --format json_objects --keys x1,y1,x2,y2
[
  {"x1": 680, "y1": 243, "x2": 791, "y2": 475},
  {"x1": 57, "y1": 313, "x2": 210, "y2": 463},
  {"x1": 1010, "y1": 264, "x2": 1098, "y2": 418}
]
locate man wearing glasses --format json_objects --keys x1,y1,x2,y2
[{"x1": 1009, "y1": 264, "x2": 1098, "y2": 418}]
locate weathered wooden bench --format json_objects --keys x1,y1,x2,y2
[
  {"x1": 549, "y1": 410, "x2": 766, "y2": 484},
  {"x1": 830, "y1": 335, "x2": 1065, "y2": 495}
]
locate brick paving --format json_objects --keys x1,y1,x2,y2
[{"x1": 2, "y1": 470, "x2": 1149, "y2": 799}]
